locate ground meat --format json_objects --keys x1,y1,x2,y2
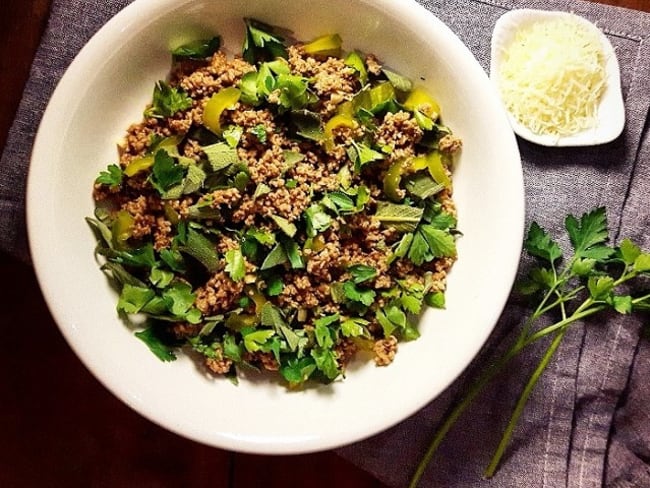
[
  {"x1": 195, "y1": 271, "x2": 245, "y2": 315},
  {"x1": 374, "y1": 336, "x2": 398, "y2": 366},
  {"x1": 438, "y1": 134, "x2": 463, "y2": 154},
  {"x1": 205, "y1": 356, "x2": 233, "y2": 375}
]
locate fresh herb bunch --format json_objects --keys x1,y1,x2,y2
[{"x1": 409, "y1": 207, "x2": 650, "y2": 487}]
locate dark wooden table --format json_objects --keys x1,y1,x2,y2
[{"x1": 1, "y1": 1, "x2": 647, "y2": 486}]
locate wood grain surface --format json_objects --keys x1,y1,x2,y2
[{"x1": 1, "y1": 1, "x2": 647, "y2": 486}]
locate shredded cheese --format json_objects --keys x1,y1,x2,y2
[{"x1": 498, "y1": 16, "x2": 607, "y2": 137}]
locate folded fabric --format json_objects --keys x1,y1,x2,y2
[
  {"x1": 1, "y1": 1, "x2": 649, "y2": 487},
  {"x1": 338, "y1": 1, "x2": 650, "y2": 487}
]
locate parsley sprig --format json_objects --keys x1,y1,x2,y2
[{"x1": 409, "y1": 207, "x2": 650, "y2": 487}]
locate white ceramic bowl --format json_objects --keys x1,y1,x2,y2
[
  {"x1": 27, "y1": 0, "x2": 523, "y2": 454},
  {"x1": 490, "y1": 9, "x2": 625, "y2": 147}
]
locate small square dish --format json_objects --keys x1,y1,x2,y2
[{"x1": 490, "y1": 9, "x2": 625, "y2": 147}]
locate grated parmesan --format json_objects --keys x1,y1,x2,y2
[{"x1": 498, "y1": 16, "x2": 607, "y2": 137}]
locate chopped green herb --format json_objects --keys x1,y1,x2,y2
[{"x1": 144, "y1": 81, "x2": 193, "y2": 119}]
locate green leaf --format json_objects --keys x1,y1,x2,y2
[
  {"x1": 225, "y1": 248, "x2": 246, "y2": 282},
  {"x1": 95, "y1": 164, "x2": 123, "y2": 188},
  {"x1": 203, "y1": 142, "x2": 240, "y2": 172},
  {"x1": 250, "y1": 124, "x2": 268, "y2": 143},
  {"x1": 281, "y1": 357, "x2": 317, "y2": 386},
  {"x1": 260, "y1": 303, "x2": 300, "y2": 352},
  {"x1": 172, "y1": 36, "x2": 221, "y2": 59},
  {"x1": 222, "y1": 126, "x2": 244, "y2": 147},
  {"x1": 242, "y1": 329, "x2": 276, "y2": 353},
  {"x1": 260, "y1": 243, "x2": 288, "y2": 270},
  {"x1": 242, "y1": 18, "x2": 287, "y2": 64},
  {"x1": 179, "y1": 228, "x2": 219, "y2": 273},
  {"x1": 349, "y1": 141, "x2": 384, "y2": 171},
  {"x1": 404, "y1": 173, "x2": 444, "y2": 200},
  {"x1": 151, "y1": 150, "x2": 186, "y2": 194},
  {"x1": 407, "y1": 231, "x2": 430, "y2": 266},
  {"x1": 343, "y1": 281, "x2": 376, "y2": 307},
  {"x1": 149, "y1": 267, "x2": 174, "y2": 289},
  {"x1": 304, "y1": 204, "x2": 332, "y2": 237},
  {"x1": 587, "y1": 275, "x2": 615, "y2": 301},
  {"x1": 382, "y1": 68, "x2": 413, "y2": 92},
  {"x1": 609, "y1": 295, "x2": 633, "y2": 314},
  {"x1": 271, "y1": 215, "x2": 297, "y2": 237},
  {"x1": 619, "y1": 239, "x2": 641, "y2": 266},
  {"x1": 323, "y1": 191, "x2": 355, "y2": 214},
  {"x1": 634, "y1": 253, "x2": 650, "y2": 273},
  {"x1": 571, "y1": 258, "x2": 596, "y2": 277},
  {"x1": 290, "y1": 110, "x2": 324, "y2": 141},
  {"x1": 524, "y1": 221, "x2": 563, "y2": 264},
  {"x1": 101, "y1": 244, "x2": 157, "y2": 269},
  {"x1": 117, "y1": 284, "x2": 156, "y2": 314},
  {"x1": 314, "y1": 318, "x2": 335, "y2": 349},
  {"x1": 276, "y1": 73, "x2": 313, "y2": 110},
  {"x1": 425, "y1": 291, "x2": 445, "y2": 309},
  {"x1": 348, "y1": 264, "x2": 378, "y2": 284},
  {"x1": 162, "y1": 282, "x2": 200, "y2": 322},
  {"x1": 375, "y1": 309, "x2": 396, "y2": 337},
  {"x1": 266, "y1": 275, "x2": 283, "y2": 296},
  {"x1": 135, "y1": 327, "x2": 176, "y2": 362},
  {"x1": 565, "y1": 207, "x2": 609, "y2": 259},
  {"x1": 419, "y1": 224, "x2": 457, "y2": 258},
  {"x1": 223, "y1": 333, "x2": 243, "y2": 362},
  {"x1": 144, "y1": 81, "x2": 193, "y2": 118},
  {"x1": 341, "y1": 317, "x2": 368, "y2": 338},
  {"x1": 281, "y1": 237, "x2": 305, "y2": 269},
  {"x1": 374, "y1": 201, "x2": 424, "y2": 233},
  {"x1": 310, "y1": 347, "x2": 340, "y2": 380}
]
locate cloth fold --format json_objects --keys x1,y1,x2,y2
[{"x1": 1, "y1": 0, "x2": 649, "y2": 487}]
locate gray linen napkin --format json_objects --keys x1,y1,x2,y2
[{"x1": 1, "y1": 1, "x2": 648, "y2": 487}]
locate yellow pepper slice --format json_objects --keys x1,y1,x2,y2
[
  {"x1": 123, "y1": 154, "x2": 155, "y2": 177},
  {"x1": 404, "y1": 87, "x2": 441, "y2": 120},
  {"x1": 344, "y1": 51, "x2": 368, "y2": 85},
  {"x1": 323, "y1": 114, "x2": 356, "y2": 151},
  {"x1": 112, "y1": 210, "x2": 134, "y2": 249},
  {"x1": 383, "y1": 159, "x2": 409, "y2": 202},
  {"x1": 426, "y1": 150, "x2": 451, "y2": 188},
  {"x1": 203, "y1": 87, "x2": 241, "y2": 134},
  {"x1": 245, "y1": 285, "x2": 268, "y2": 318},
  {"x1": 302, "y1": 34, "x2": 342, "y2": 57}
]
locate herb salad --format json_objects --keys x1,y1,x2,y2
[{"x1": 89, "y1": 19, "x2": 462, "y2": 387}]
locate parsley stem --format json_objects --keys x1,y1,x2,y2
[
  {"x1": 523, "y1": 302, "x2": 603, "y2": 346},
  {"x1": 409, "y1": 338, "x2": 525, "y2": 487},
  {"x1": 483, "y1": 325, "x2": 568, "y2": 478}
]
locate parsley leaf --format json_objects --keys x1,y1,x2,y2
[
  {"x1": 225, "y1": 248, "x2": 246, "y2": 282},
  {"x1": 343, "y1": 281, "x2": 376, "y2": 307},
  {"x1": 304, "y1": 204, "x2": 332, "y2": 237},
  {"x1": 524, "y1": 222, "x2": 563, "y2": 264},
  {"x1": 171, "y1": 36, "x2": 221, "y2": 59},
  {"x1": 250, "y1": 124, "x2": 268, "y2": 143},
  {"x1": 281, "y1": 357, "x2": 317, "y2": 386},
  {"x1": 95, "y1": 164, "x2": 123, "y2": 189},
  {"x1": 151, "y1": 150, "x2": 186, "y2": 194},
  {"x1": 135, "y1": 326, "x2": 177, "y2": 362},
  {"x1": 266, "y1": 275, "x2": 284, "y2": 296},
  {"x1": 310, "y1": 347, "x2": 340, "y2": 381},
  {"x1": 242, "y1": 18, "x2": 287, "y2": 64},
  {"x1": 144, "y1": 81, "x2": 193, "y2": 118},
  {"x1": 348, "y1": 264, "x2": 378, "y2": 284}
]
